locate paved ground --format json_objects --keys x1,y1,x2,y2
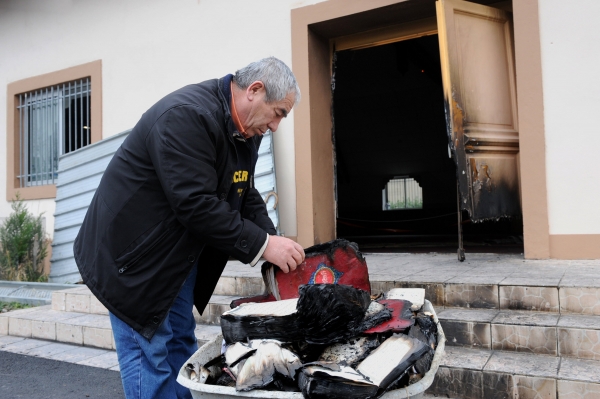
[
  {"x1": 0, "y1": 335, "x2": 120, "y2": 370},
  {"x1": 2, "y1": 253, "x2": 599, "y2": 398},
  {"x1": 223, "y1": 252, "x2": 600, "y2": 286},
  {"x1": 0, "y1": 351, "x2": 124, "y2": 399}
]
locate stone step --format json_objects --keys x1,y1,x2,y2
[
  {"x1": 51, "y1": 256, "x2": 600, "y2": 317},
  {"x1": 53, "y1": 276, "x2": 600, "y2": 319},
  {"x1": 233, "y1": 276, "x2": 600, "y2": 317},
  {"x1": 51, "y1": 285, "x2": 244, "y2": 320},
  {"x1": 437, "y1": 307, "x2": 600, "y2": 360},
  {"x1": 218, "y1": 260, "x2": 600, "y2": 315},
  {"x1": 51, "y1": 285, "x2": 108, "y2": 314},
  {"x1": 51, "y1": 284, "x2": 239, "y2": 326},
  {"x1": 426, "y1": 346, "x2": 600, "y2": 399},
  {"x1": 213, "y1": 274, "x2": 265, "y2": 297},
  {"x1": 0, "y1": 306, "x2": 222, "y2": 350},
  {"x1": 193, "y1": 294, "x2": 240, "y2": 325}
]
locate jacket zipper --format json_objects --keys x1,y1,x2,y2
[{"x1": 118, "y1": 228, "x2": 172, "y2": 274}]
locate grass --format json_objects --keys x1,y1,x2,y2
[{"x1": 0, "y1": 301, "x2": 35, "y2": 313}]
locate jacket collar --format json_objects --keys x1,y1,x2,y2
[
  {"x1": 217, "y1": 75, "x2": 240, "y2": 142},
  {"x1": 217, "y1": 75, "x2": 263, "y2": 147}
]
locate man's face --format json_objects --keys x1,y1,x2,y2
[{"x1": 242, "y1": 83, "x2": 295, "y2": 138}]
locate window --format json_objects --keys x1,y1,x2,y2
[
  {"x1": 17, "y1": 79, "x2": 91, "y2": 187},
  {"x1": 7, "y1": 61, "x2": 102, "y2": 200},
  {"x1": 382, "y1": 177, "x2": 423, "y2": 210}
]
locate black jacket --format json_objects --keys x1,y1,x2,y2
[{"x1": 74, "y1": 76, "x2": 276, "y2": 339}]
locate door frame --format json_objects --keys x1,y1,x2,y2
[{"x1": 291, "y1": 0, "x2": 550, "y2": 258}]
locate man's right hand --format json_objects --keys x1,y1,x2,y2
[{"x1": 262, "y1": 235, "x2": 305, "y2": 273}]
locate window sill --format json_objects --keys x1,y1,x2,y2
[{"x1": 7, "y1": 185, "x2": 57, "y2": 201}]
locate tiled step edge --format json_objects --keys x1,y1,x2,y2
[
  {"x1": 427, "y1": 346, "x2": 600, "y2": 399},
  {"x1": 371, "y1": 279, "x2": 600, "y2": 316},
  {"x1": 0, "y1": 307, "x2": 221, "y2": 350},
  {"x1": 51, "y1": 278, "x2": 600, "y2": 318},
  {"x1": 52, "y1": 286, "x2": 108, "y2": 314},
  {"x1": 193, "y1": 295, "x2": 241, "y2": 325},
  {"x1": 51, "y1": 285, "x2": 241, "y2": 325},
  {"x1": 213, "y1": 275, "x2": 265, "y2": 297},
  {"x1": 437, "y1": 307, "x2": 600, "y2": 361}
]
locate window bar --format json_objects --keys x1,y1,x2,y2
[
  {"x1": 40, "y1": 88, "x2": 45, "y2": 184},
  {"x1": 41, "y1": 88, "x2": 44, "y2": 184},
  {"x1": 41, "y1": 87, "x2": 49, "y2": 184},
  {"x1": 33, "y1": 89, "x2": 38, "y2": 185},
  {"x1": 86, "y1": 77, "x2": 90, "y2": 144},
  {"x1": 43, "y1": 87, "x2": 47, "y2": 183},
  {"x1": 32, "y1": 90, "x2": 36, "y2": 185},
  {"x1": 79, "y1": 78, "x2": 83, "y2": 149},
  {"x1": 18, "y1": 94, "x2": 23, "y2": 188},
  {"x1": 28, "y1": 94, "x2": 31, "y2": 186},
  {"x1": 50, "y1": 86, "x2": 54, "y2": 184},
  {"x1": 49, "y1": 86, "x2": 53, "y2": 182},
  {"x1": 42, "y1": 87, "x2": 46, "y2": 184},
  {"x1": 73, "y1": 80, "x2": 77, "y2": 152},
  {"x1": 31, "y1": 89, "x2": 35, "y2": 185},
  {"x1": 404, "y1": 179, "x2": 407, "y2": 209},
  {"x1": 38, "y1": 88, "x2": 42, "y2": 185},
  {"x1": 28, "y1": 90, "x2": 32, "y2": 186},
  {"x1": 67, "y1": 81, "x2": 71, "y2": 154},
  {"x1": 61, "y1": 83, "x2": 65, "y2": 156}
]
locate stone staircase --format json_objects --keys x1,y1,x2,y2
[
  {"x1": 372, "y1": 256, "x2": 600, "y2": 399},
  {"x1": 1, "y1": 254, "x2": 600, "y2": 399}
]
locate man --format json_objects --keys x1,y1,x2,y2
[{"x1": 74, "y1": 57, "x2": 305, "y2": 399}]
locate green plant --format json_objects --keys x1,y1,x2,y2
[
  {"x1": 389, "y1": 198, "x2": 423, "y2": 210},
  {"x1": 0, "y1": 301, "x2": 34, "y2": 313},
  {"x1": 0, "y1": 194, "x2": 48, "y2": 282}
]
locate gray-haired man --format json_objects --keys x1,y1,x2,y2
[{"x1": 74, "y1": 57, "x2": 304, "y2": 399}]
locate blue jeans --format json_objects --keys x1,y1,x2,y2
[{"x1": 110, "y1": 265, "x2": 198, "y2": 399}]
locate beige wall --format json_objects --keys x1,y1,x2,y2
[
  {"x1": 291, "y1": 0, "x2": 600, "y2": 259},
  {"x1": 537, "y1": 0, "x2": 600, "y2": 258},
  {"x1": 2, "y1": 0, "x2": 598, "y2": 259},
  {"x1": 0, "y1": 0, "x2": 327, "y2": 239}
]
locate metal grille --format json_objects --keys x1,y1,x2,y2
[
  {"x1": 17, "y1": 79, "x2": 91, "y2": 187},
  {"x1": 383, "y1": 177, "x2": 423, "y2": 210}
]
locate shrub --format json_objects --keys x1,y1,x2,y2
[{"x1": 0, "y1": 195, "x2": 48, "y2": 282}]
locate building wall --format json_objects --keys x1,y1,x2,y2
[
  {"x1": 538, "y1": 0, "x2": 600, "y2": 235},
  {"x1": 3, "y1": 0, "x2": 600, "y2": 257},
  {"x1": 0, "y1": 0, "x2": 325, "y2": 239}
]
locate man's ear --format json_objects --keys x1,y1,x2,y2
[{"x1": 246, "y1": 81, "x2": 265, "y2": 101}]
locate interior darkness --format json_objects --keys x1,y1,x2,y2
[
  {"x1": 64, "y1": 95, "x2": 90, "y2": 154},
  {"x1": 333, "y1": 35, "x2": 523, "y2": 253}
]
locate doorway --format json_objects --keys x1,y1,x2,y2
[{"x1": 332, "y1": 35, "x2": 523, "y2": 252}]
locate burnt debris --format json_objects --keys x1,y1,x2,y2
[
  {"x1": 221, "y1": 284, "x2": 373, "y2": 345},
  {"x1": 212, "y1": 285, "x2": 438, "y2": 398},
  {"x1": 190, "y1": 241, "x2": 441, "y2": 398}
]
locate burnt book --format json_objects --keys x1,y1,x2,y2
[
  {"x1": 363, "y1": 299, "x2": 415, "y2": 334},
  {"x1": 224, "y1": 339, "x2": 302, "y2": 392},
  {"x1": 221, "y1": 284, "x2": 372, "y2": 344},
  {"x1": 231, "y1": 239, "x2": 371, "y2": 308},
  {"x1": 407, "y1": 312, "x2": 438, "y2": 377},
  {"x1": 220, "y1": 298, "x2": 301, "y2": 343},
  {"x1": 298, "y1": 334, "x2": 428, "y2": 399},
  {"x1": 386, "y1": 288, "x2": 425, "y2": 311}
]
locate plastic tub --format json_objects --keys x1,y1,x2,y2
[{"x1": 177, "y1": 299, "x2": 445, "y2": 399}]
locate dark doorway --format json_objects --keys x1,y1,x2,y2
[{"x1": 333, "y1": 35, "x2": 523, "y2": 253}]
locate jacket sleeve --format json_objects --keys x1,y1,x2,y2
[
  {"x1": 242, "y1": 187, "x2": 277, "y2": 235},
  {"x1": 145, "y1": 104, "x2": 266, "y2": 264}
]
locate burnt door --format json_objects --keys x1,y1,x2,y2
[{"x1": 436, "y1": 0, "x2": 521, "y2": 221}]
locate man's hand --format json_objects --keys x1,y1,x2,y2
[{"x1": 262, "y1": 235, "x2": 305, "y2": 273}]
